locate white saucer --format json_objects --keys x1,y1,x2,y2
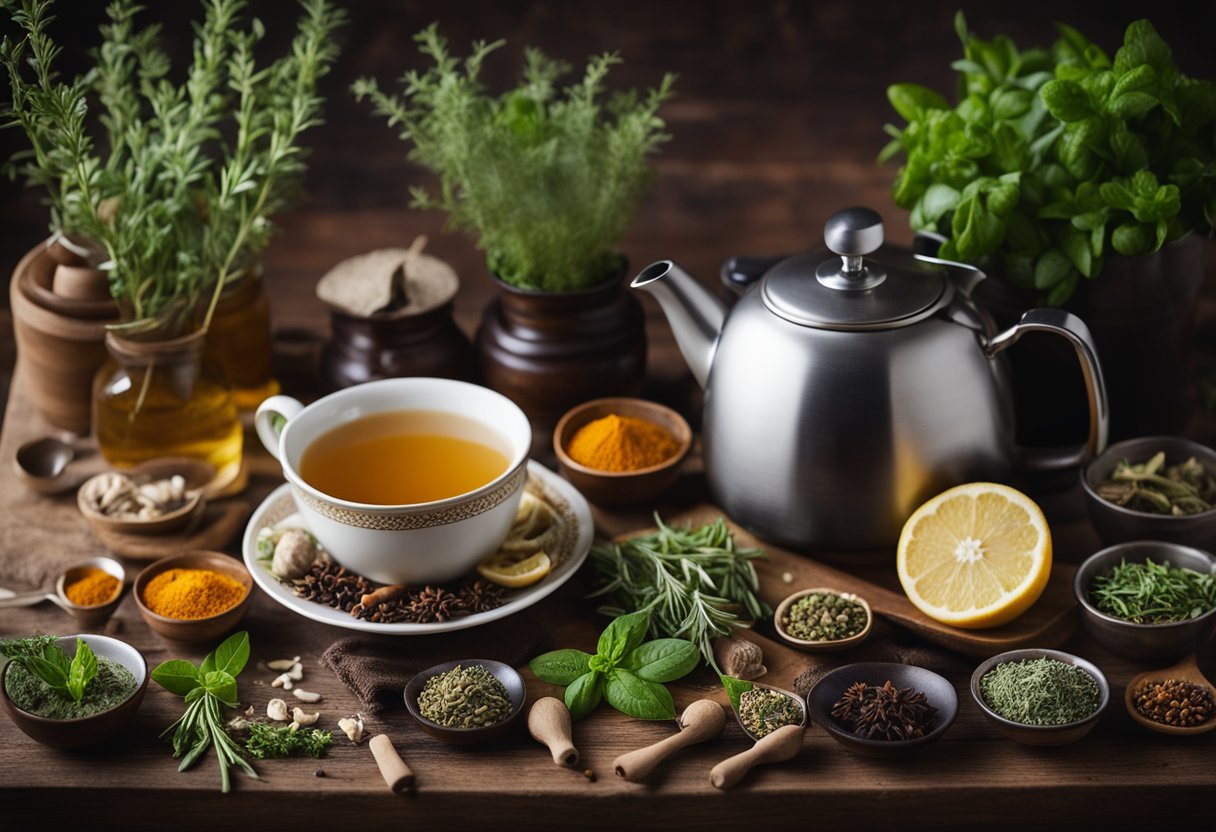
[{"x1": 242, "y1": 460, "x2": 592, "y2": 634}]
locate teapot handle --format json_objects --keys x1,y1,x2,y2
[{"x1": 984, "y1": 308, "x2": 1109, "y2": 471}]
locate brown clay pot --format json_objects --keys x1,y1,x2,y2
[
  {"x1": 974, "y1": 235, "x2": 1204, "y2": 447},
  {"x1": 9, "y1": 240, "x2": 119, "y2": 434},
  {"x1": 476, "y1": 268, "x2": 647, "y2": 428},
  {"x1": 321, "y1": 301, "x2": 471, "y2": 391}
]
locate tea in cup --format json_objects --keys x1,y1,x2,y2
[{"x1": 255, "y1": 378, "x2": 531, "y2": 584}]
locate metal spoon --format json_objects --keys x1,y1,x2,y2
[
  {"x1": 0, "y1": 556, "x2": 126, "y2": 628},
  {"x1": 710, "y1": 680, "x2": 808, "y2": 789},
  {"x1": 1125, "y1": 654, "x2": 1216, "y2": 736},
  {"x1": 13, "y1": 436, "x2": 80, "y2": 495}
]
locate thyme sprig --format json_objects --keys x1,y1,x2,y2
[
  {"x1": 588, "y1": 515, "x2": 770, "y2": 669},
  {"x1": 1, "y1": 0, "x2": 345, "y2": 332}
]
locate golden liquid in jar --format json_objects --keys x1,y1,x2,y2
[{"x1": 298, "y1": 410, "x2": 510, "y2": 505}]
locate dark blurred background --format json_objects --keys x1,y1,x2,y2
[{"x1": 2, "y1": 0, "x2": 1215, "y2": 401}]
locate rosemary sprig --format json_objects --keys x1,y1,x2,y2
[
  {"x1": 1089, "y1": 558, "x2": 1216, "y2": 624},
  {"x1": 588, "y1": 515, "x2": 771, "y2": 669},
  {"x1": 1, "y1": 0, "x2": 345, "y2": 332}
]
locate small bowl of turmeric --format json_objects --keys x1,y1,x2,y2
[
  {"x1": 554, "y1": 397, "x2": 692, "y2": 506},
  {"x1": 134, "y1": 551, "x2": 253, "y2": 643}
]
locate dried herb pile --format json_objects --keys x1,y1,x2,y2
[
  {"x1": 292, "y1": 560, "x2": 504, "y2": 624},
  {"x1": 1096, "y1": 452, "x2": 1216, "y2": 515},
  {"x1": 980, "y1": 658, "x2": 1100, "y2": 725},
  {"x1": 1089, "y1": 558, "x2": 1216, "y2": 624}
]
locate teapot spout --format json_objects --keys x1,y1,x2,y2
[{"x1": 632, "y1": 261, "x2": 726, "y2": 389}]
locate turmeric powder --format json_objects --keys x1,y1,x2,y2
[
  {"x1": 64, "y1": 567, "x2": 120, "y2": 607},
  {"x1": 566, "y1": 414, "x2": 679, "y2": 472},
  {"x1": 142, "y1": 568, "x2": 246, "y2": 620}
]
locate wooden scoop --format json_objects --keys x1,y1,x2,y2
[
  {"x1": 613, "y1": 699, "x2": 726, "y2": 782},
  {"x1": 710, "y1": 723, "x2": 806, "y2": 789},
  {"x1": 1125, "y1": 654, "x2": 1216, "y2": 736},
  {"x1": 369, "y1": 734, "x2": 415, "y2": 792},
  {"x1": 528, "y1": 697, "x2": 579, "y2": 766}
]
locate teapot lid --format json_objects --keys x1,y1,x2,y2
[{"x1": 761, "y1": 207, "x2": 949, "y2": 330}]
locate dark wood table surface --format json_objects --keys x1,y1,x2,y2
[{"x1": 4, "y1": 2, "x2": 1216, "y2": 828}]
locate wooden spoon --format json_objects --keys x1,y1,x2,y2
[
  {"x1": 710, "y1": 723, "x2": 807, "y2": 790},
  {"x1": 528, "y1": 697, "x2": 579, "y2": 766},
  {"x1": 1125, "y1": 654, "x2": 1216, "y2": 736},
  {"x1": 613, "y1": 699, "x2": 726, "y2": 781},
  {"x1": 13, "y1": 436, "x2": 79, "y2": 495}
]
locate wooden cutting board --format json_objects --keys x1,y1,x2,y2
[{"x1": 643, "y1": 505, "x2": 1078, "y2": 657}]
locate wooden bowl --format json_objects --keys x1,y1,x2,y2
[
  {"x1": 56, "y1": 556, "x2": 127, "y2": 629},
  {"x1": 773, "y1": 587, "x2": 873, "y2": 652},
  {"x1": 404, "y1": 659, "x2": 526, "y2": 746},
  {"x1": 553, "y1": 397, "x2": 692, "y2": 506},
  {"x1": 806, "y1": 662, "x2": 958, "y2": 758},
  {"x1": 133, "y1": 551, "x2": 253, "y2": 642},
  {"x1": 77, "y1": 458, "x2": 214, "y2": 537},
  {"x1": 970, "y1": 649, "x2": 1109, "y2": 747},
  {"x1": 0, "y1": 634, "x2": 147, "y2": 749}
]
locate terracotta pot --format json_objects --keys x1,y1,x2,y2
[
  {"x1": 321, "y1": 300, "x2": 471, "y2": 391},
  {"x1": 9, "y1": 240, "x2": 119, "y2": 434},
  {"x1": 973, "y1": 235, "x2": 1205, "y2": 446},
  {"x1": 475, "y1": 266, "x2": 647, "y2": 427}
]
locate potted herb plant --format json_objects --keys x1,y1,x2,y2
[
  {"x1": 882, "y1": 14, "x2": 1216, "y2": 443},
  {"x1": 354, "y1": 24, "x2": 675, "y2": 425},
  {"x1": 2, "y1": 0, "x2": 344, "y2": 447}
]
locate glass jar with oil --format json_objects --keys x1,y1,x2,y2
[{"x1": 94, "y1": 331, "x2": 243, "y2": 488}]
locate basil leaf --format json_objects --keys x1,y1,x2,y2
[
  {"x1": 152, "y1": 659, "x2": 203, "y2": 697},
  {"x1": 919, "y1": 183, "x2": 959, "y2": 225},
  {"x1": 564, "y1": 671, "x2": 603, "y2": 721},
  {"x1": 24, "y1": 653, "x2": 69, "y2": 692},
  {"x1": 1113, "y1": 20, "x2": 1172, "y2": 78},
  {"x1": 42, "y1": 643, "x2": 71, "y2": 677},
  {"x1": 529, "y1": 649, "x2": 593, "y2": 686},
  {"x1": 621, "y1": 639, "x2": 699, "y2": 683},
  {"x1": 887, "y1": 83, "x2": 949, "y2": 122},
  {"x1": 991, "y1": 88, "x2": 1031, "y2": 120},
  {"x1": 65, "y1": 638, "x2": 98, "y2": 703},
  {"x1": 208, "y1": 631, "x2": 250, "y2": 678},
  {"x1": 1112, "y1": 221, "x2": 1152, "y2": 255},
  {"x1": 596, "y1": 610, "x2": 651, "y2": 665},
  {"x1": 604, "y1": 669, "x2": 675, "y2": 720},
  {"x1": 1041, "y1": 80, "x2": 1091, "y2": 122},
  {"x1": 1061, "y1": 226, "x2": 1094, "y2": 278},
  {"x1": 1109, "y1": 91, "x2": 1157, "y2": 118},
  {"x1": 203, "y1": 670, "x2": 238, "y2": 706},
  {"x1": 721, "y1": 675, "x2": 754, "y2": 713},
  {"x1": 1034, "y1": 248, "x2": 1073, "y2": 289}
]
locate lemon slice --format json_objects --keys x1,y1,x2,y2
[
  {"x1": 896, "y1": 482, "x2": 1052, "y2": 629},
  {"x1": 477, "y1": 550, "x2": 552, "y2": 588}
]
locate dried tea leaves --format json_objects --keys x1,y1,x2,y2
[
  {"x1": 1096, "y1": 452, "x2": 1216, "y2": 516},
  {"x1": 417, "y1": 664, "x2": 512, "y2": 729}
]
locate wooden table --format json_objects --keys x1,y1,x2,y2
[{"x1": 2, "y1": 258, "x2": 1214, "y2": 831}]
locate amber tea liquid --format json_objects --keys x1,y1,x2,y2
[{"x1": 299, "y1": 410, "x2": 510, "y2": 505}]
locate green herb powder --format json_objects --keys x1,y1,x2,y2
[
  {"x1": 738, "y1": 687, "x2": 802, "y2": 738},
  {"x1": 980, "y1": 658, "x2": 1099, "y2": 726},
  {"x1": 4, "y1": 656, "x2": 136, "y2": 719},
  {"x1": 417, "y1": 664, "x2": 511, "y2": 728},
  {"x1": 783, "y1": 592, "x2": 868, "y2": 642}
]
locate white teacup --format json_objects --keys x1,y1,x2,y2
[{"x1": 255, "y1": 378, "x2": 531, "y2": 585}]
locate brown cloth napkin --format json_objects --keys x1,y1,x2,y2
[
  {"x1": 320, "y1": 592, "x2": 573, "y2": 713},
  {"x1": 790, "y1": 619, "x2": 970, "y2": 698}
]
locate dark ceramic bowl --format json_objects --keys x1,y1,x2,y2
[
  {"x1": 971, "y1": 649, "x2": 1109, "y2": 746},
  {"x1": 404, "y1": 659, "x2": 526, "y2": 745},
  {"x1": 1081, "y1": 436, "x2": 1216, "y2": 547},
  {"x1": 0, "y1": 634, "x2": 148, "y2": 749},
  {"x1": 134, "y1": 551, "x2": 253, "y2": 643},
  {"x1": 553, "y1": 397, "x2": 692, "y2": 506},
  {"x1": 806, "y1": 662, "x2": 958, "y2": 758},
  {"x1": 1074, "y1": 541, "x2": 1216, "y2": 663}
]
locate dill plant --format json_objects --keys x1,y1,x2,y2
[
  {"x1": 353, "y1": 24, "x2": 675, "y2": 292},
  {"x1": 0, "y1": 0, "x2": 345, "y2": 332}
]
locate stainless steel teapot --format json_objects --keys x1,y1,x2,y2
[{"x1": 634, "y1": 206, "x2": 1109, "y2": 550}]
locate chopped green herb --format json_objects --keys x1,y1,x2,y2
[
  {"x1": 244, "y1": 724, "x2": 332, "y2": 759},
  {"x1": 980, "y1": 658, "x2": 1100, "y2": 725},
  {"x1": 1089, "y1": 558, "x2": 1216, "y2": 623}
]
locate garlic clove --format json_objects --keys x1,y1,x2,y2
[
  {"x1": 267, "y1": 698, "x2": 290, "y2": 721},
  {"x1": 271, "y1": 673, "x2": 293, "y2": 690},
  {"x1": 338, "y1": 714, "x2": 365, "y2": 743},
  {"x1": 287, "y1": 662, "x2": 304, "y2": 681},
  {"x1": 267, "y1": 656, "x2": 301, "y2": 671},
  {"x1": 293, "y1": 688, "x2": 322, "y2": 703},
  {"x1": 292, "y1": 707, "x2": 320, "y2": 726}
]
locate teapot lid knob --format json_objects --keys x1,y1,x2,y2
[{"x1": 818, "y1": 207, "x2": 886, "y2": 290}]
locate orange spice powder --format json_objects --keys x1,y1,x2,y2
[{"x1": 567, "y1": 414, "x2": 679, "y2": 472}]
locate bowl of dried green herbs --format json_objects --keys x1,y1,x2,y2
[
  {"x1": 404, "y1": 660, "x2": 525, "y2": 745},
  {"x1": 1081, "y1": 437, "x2": 1216, "y2": 548},
  {"x1": 971, "y1": 649, "x2": 1109, "y2": 746},
  {"x1": 1074, "y1": 541, "x2": 1216, "y2": 662},
  {"x1": 806, "y1": 662, "x2": 957, "y2": 758}
]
